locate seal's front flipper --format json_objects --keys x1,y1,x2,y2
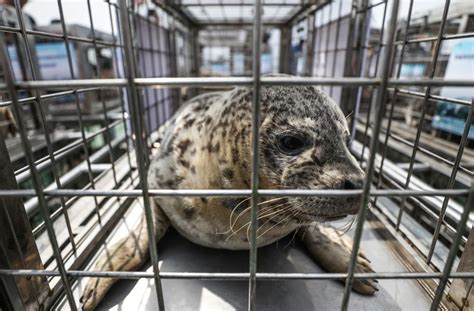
[
  {"x1": 81, "y1": 201, "x2": 170, "y2": 311},
  {"x1": 298, "y1": 223, "x2": 378, "y2": 295}
]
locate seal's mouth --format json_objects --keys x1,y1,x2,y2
[
  {"x1": 296, "y1": 210, "x2": 353, "y2": 223},
  {"x1": 322, "y1": 215, "x2": 347, "y2": 221}
]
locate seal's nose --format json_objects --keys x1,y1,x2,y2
[{"x1": 341, "y1": 178, "x2": 364, "y2": 190}]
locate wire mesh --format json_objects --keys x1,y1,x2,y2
[{"x1": 0, "y1": 0, "x2": 473, "y2": 310}]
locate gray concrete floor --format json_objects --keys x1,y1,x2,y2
[{"x1": 63, "y1": 204, "x2": 432, "y2": 311}]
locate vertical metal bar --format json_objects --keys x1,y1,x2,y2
[
  {"x1": 340, "y1": 0, "x2": 399, "y2": 310},
  {"x1": 191, "y1": 28, "x2": 200, "y2": 77},
  {"x1": 430, "y1": 180, "x2": 474, "y2": 311},
  {"x1": 359, "y1": 0, "x2": 388, "y2": 164},
  {"x1": 0, "y1": 199, "x2": 41, "y2": 308},
  {"x1": 86, "y1": 0, "x2": 119, "y2": 188},
  {"x1": 107, "y1": 0, "x2": 134, "y2": 182},
  {"x1": 118, "y1": 1, "x2": 165, "y2": 310},
  {"x1": 330, "y1": 0, "x2": 344, "y2": 97},
  {"x1": 56, "y1": 0, "x2": 102, "y2": 224},
  {"x1": 152, "y1": 19, "x2": 164, "y2": 128},
  {"x1": 136, "y1": 15, "x2": 153, "y2": 139},
  {"x1": 248, "y1": 0, "x2": 262, "y2": 310},
  {"x1": 155, "y1": 21, "x2": 166, "y2": 125},
  {"x1": 129, "y1": 1, "x2": 151, "y2": 157},
  {"x1": 190, "y1": 27, "x2": 200, "y2": 98},
  {"x1": 374, "y1": 0, "x2": 414, "y2": 201},
  {"x1": 446, "y1": 228, "x2": 474, "y2": 309},
  {"x1": 427, "y1": 99, "x2": 474, "y2": 262},
  {"x1": 0, "y1": 32, "x2": 78, "y2": 311},
  {"x1": 279, "y1": 25, "x2": 291, "y2": 74},
  {"x1": 342, "y1": 0, "x2": 367, "y2": 120},
  {"x1": 0, "y1": 137, "x2": 49, "y2": 309},
  {"x1": 164, "y1": 23, "x2": 174, "y2": 130},
  {"x1": 395, "y1": 0, "x2": 451, "y2": 232},
  {"x1": 10, "y1": 0, "x2": 77, "y2": 253},
  {"x1": 168, "y1": 18, "x2": 180, "y2": 112},
  {"x1": 143, "y1": 1, "x2": 162, "y2": 134},
  {"x1": 323, "y1": 2, "x2": 332, "y2": 78},
  {"x1": 304, "y1": 12, "x2": 315, "y2": 77},
  {"x1": 312, "y1": 10, "x2": 319, "y2": 77}
]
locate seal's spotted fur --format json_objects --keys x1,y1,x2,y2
[{"x1": 81, "y1": 76, "x2": 377, "y2": 310}]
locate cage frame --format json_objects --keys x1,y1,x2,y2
[{"x1": 0, "y1": 0, "x2": 473, "y2": 310}]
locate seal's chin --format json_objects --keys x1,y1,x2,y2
[{"x1": 293, "y1": 209, "x2": 352, "y2": 224}]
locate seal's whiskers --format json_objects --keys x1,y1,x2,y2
[
  {"x1": 223, "y1": 204, "x2": 291, "y2": 243},
  {"x1": 255, "y1": 209, "x2": 299, "y2": 240},
  {"x1": 227, "y1": 197, "x2": 288, "y2": 234},
  {"x1": 255, "y1": 204, "x2": 294, "y2": 234}
]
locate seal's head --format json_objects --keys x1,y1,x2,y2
[{"x1": 258, "y1": 83, "x2": 365, "y2": 223}]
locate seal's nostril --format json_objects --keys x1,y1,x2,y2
[
  {"x1": 342, "y1": 179, "x2": 364, "y2": 190},
  {"x1": 343, "y1": 180, "x2": 356, "y2": 190}
]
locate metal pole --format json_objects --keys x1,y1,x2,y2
[
  {"x1": 0, "y1": 188, "x2": 471, "y2": 198},
  {"x1": 0, "y1": 34, "x2": 78, "y2": 311},
  {"x1": 0, "y1": 136, "x2": 49, "y2": 309},
  {"x1": 118, "y1": 0, "x2": 165, "y2": 309},
  {"x1": 3, "y1": 77, "x2": 474, "y2": 89},
  {"x1": 431, "y1": 180, "x2": 474, "y2": 310},
  {"x1": 340, "y1": 0, "x2": 399, "y2": 309},
  {"x1": 374, "y1": 0, "x2": 414, "y2": 206},
  {"x1": 2, "y1": 268, "x2": 474, "y2": 281},
  {"x1": 248, "y1": 0, "x2": 262, "y2": 310},
  {"x1": 446, "y1": 227, "x2": 474, "y2": 309}
]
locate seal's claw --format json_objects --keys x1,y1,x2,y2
[
  {"x1": 352, "y1": 278, "x2": 378, "y2": 295},
  {"x1": 299, "y1": 223, "x2": 378, "y2": 296},
  {"x1": 81, "y1": 276, "x2": 117, "y2": 311},
  {"x1": 352, "y1": 253, "x2": 378, "y2": 295}
]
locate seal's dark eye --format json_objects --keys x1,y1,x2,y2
[
  {"x1": 346, "y1": 136, "x2": 352, "y2": 148},
  {"x1": 278, "y1": 135, "x2": 306, "y2": 155}
]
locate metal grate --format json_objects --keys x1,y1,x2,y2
[{"x1": 0, "y1": 0, "x2": 473, "y2": 310}]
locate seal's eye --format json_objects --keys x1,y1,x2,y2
[
  {"x1": 346, "y1": 136, "x2": 352, "y2": 148},
  {"x1": 278, "y1": 135, "x2": 306, "y2": 155}
]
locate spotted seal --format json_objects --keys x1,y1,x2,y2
[{"x1": 81, "y1": 75, "x2": 377, "y2": 310}]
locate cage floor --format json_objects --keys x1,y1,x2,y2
[{"x1": 61, "y1": 200, "x2": 432, "y2": 311}]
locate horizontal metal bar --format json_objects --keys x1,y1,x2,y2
[
  {"x1": 14, "y1": 79, "x2": 128, "y2": 89},
  {"x1": 0, "y1": 87, "x2": 100, "y2": 108},
  {"x1": 134, "y1": 77, "x2": 254, "y2": 87},
  {"x1": 394, "y1": 32, "x2": 474, "y2": 45},
  {"x1": 0, "y1": 25, "x2": 123, "y2": 49},
  {"x1": 260, "y1": 189, "x2": 470, "y2": 197},
  {"x1": 263, "y1": 77, "x2": 474, "y2": 87},
  {"x1": 180, "y1": 2, "x2": 301, "y2": 7},
  {"x1": 389, "y1": 88, "x2": 472, "y2": 107},
  {"x1": 6, "y1": 77, "x2": 474, "y2": 90},
  {"x1": 1, "y1": 269, "x2": 474, "y2": 280},
  {"x1": 262, "y1": 77, "x2": 380, "y2": 86},
  {"x1": 196, "y1": 21, "x2": 286, "y2": 27},
  {"x1": 0, "y1": 189, "x2": 469, "y2": 198}
]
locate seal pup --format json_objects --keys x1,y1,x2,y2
[{"x1": 81, "y1": 76, "x2": 377, "y2": 310}]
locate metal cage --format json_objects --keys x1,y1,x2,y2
[{"x1": 0, "y1": 0, "x2": 473, "y2": 310}]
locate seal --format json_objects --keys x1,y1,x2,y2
[{"x1": 81, "y1": 75, "x2": 377, "y2": 310}]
